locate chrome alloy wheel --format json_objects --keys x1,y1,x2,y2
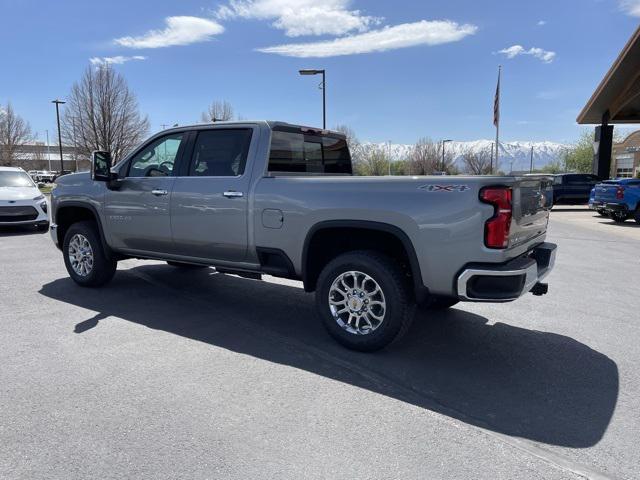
[
  {"x1": 328, "y1": 270, "x2": 386, "y2": 335},
  {"x1": 68, "y1": 233, "x2": 94, "y2": 277}
]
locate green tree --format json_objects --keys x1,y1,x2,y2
[
  {"x1": 563, "y1": 131, "x2": 594, "y2": 173},
  {"x1": 541, "y1": 160, "x2": 564, "y2": 174}
]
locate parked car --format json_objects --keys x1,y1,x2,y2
[
  {"x1": 592, "y1": 179, "x2": 640, "y2": 223},
  {"x1": 34, "y1": 170, "x2": 57, "y2": 183},
  {"x1": 587, "y1": 187, "x2": 607, "y2": 216},
  {"x1": 0, "y1": 166, "x2": 50, "y2": 230},
  {"x1": 49, "y1": 121, "x2": 557, "y2": 351},
  {"x1": 550, "y1": 173, "x2": 602, "y2": 204}
]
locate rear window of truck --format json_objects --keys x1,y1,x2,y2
[{"x1": 268, "y1": 130, "x2": 352, "y2": 175}]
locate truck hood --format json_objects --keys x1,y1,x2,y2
[
  {"x1": 0, "y1": 186, "x2": 42, "y2": 201},
  {"x1": 54, "y1": 171, "x2": 91, "y2": 186}
]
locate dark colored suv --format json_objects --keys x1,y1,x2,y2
[{"x1": 551, "y1": 174, "x2": 602, "y2": 204}]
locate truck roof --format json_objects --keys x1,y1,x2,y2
[{"x1": 157, "y1": 120, "x2": 346, "y2": 138}]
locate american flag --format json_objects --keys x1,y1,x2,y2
[{"x1": 493, "y1": 67, "x2": 501, "y2": 127}]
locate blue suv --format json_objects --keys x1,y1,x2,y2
[{"x1": 591, "y1": 179, "x2": 640, "y2": 223}]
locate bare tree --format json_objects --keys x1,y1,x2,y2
[
  {"x1": 462, "y1": 147, "x2": 492, "y2": 175},
  {"x1": 61, "y1": 65, "x2": 149, "y2": 162},
  {"x1": 201, "y1": 100, "x2": 234, "y2": 123},
  {"x1": 334, "y1": 124, "x2": 364, "y2": 166},
  {"x1": 409, "y1": 137, "x2": 439, "y2": 175},
  {"x1": 0, "y1": 102, "x2": 33, "y2": 166}
]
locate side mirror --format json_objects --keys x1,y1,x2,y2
[{"x1": 91, "y1": 151, "x2": 112, "y2": 182}]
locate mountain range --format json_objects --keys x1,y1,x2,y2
[{"x1": 367, "y1": 140, "x2": 570, "y2": 173}]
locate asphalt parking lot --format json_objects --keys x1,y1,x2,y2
[{"x1": 1, "y1": 207, "x2": 638, "y2": 480}]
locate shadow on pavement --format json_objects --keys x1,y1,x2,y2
[
  {"x1": 599, "y1": 220, "x2": 639, "y2": 228},
  {"x1": 0, "y1": 225, "x2": 47, "y2": 237},
  {"x1": 40, "y1": 264, "x2": 618, "y2": 449}
]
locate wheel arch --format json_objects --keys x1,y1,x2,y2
[
  {"x1": 301, "y1": 220, "x2": 427, "y2": 302},
  {"x1": 55, "y1": 202, "x2": 113, "y2": 259}
]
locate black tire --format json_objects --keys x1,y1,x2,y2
[
  {"x1": 63, "y1": 221, "x2": 117, "y2": 287},
  {"x1": 421, "y1": 296, "x2": 459, "y2": 310},
  {"x1": 634, "y1": 207, "x2": 640, "y2": 225},
  {"x1": 611, "y1": 211, "x2": 628, "y2": 223},
  {"x1": 315, "y1": 250, "x2": 415, "y2": 352},
  {"x1": 166, "y1": 261, "x2": 209, "y2": 269}
]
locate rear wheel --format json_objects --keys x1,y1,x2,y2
[
  {"x1": 634, "y1": 207, "x2": 640, "y2": 225},
  {"x1": 63, "y1": 221, "x2": 117, "y2": 287},
  {"x1": 611, "y1": 211, "x2": 629, "y2": 223},
  {"x1": 315, "y1": 251, "x2": 415, "y2": 352}
]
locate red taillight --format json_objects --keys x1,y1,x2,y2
[
  {"x1": 616, "y1": 186, "x2": 625, "y2": 199},
  {"x1": 480, "y1": 187, "x2": 512, "y2": 249}
]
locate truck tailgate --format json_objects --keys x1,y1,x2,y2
[
  {"x1": 510, "y1": 177, "x2": 552, "y2": 248},
  {"x1": 594, "y1": 182, "x2": 620, "y2": 202}
]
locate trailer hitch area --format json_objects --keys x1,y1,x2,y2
[{"x1": 530, "y1": 282, "x2": 549, "y2": 296}]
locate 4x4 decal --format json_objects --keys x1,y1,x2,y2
[{"x1": 419, "y1": 184, "x2": 470, "y2": 192}]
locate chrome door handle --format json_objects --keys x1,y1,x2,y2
[
  {"x1": 223, "y1": 191, "x2": 244, "y2": 198},
  {"x1": 151, "y1": 189, "x2": 168, "y2": 196}
]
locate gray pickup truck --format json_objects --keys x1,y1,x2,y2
[{"x1": 50, "y1": 121, "x2": 556, "y2": 351}]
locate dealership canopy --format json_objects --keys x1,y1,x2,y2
[{"x1": 578, "y1": 25, "x2": 640, "y2": 125}]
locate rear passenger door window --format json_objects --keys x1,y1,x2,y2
[{"x1": 189, "y1": 129, "x2": 253, "y2": 177}]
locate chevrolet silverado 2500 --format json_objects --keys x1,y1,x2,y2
[{"x1": 49, "y1": 121, "x2": 557, "y2": 351}]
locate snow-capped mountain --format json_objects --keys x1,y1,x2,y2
[{"x1": 366, "y1": 140, "x2": 570, "y2": 172}]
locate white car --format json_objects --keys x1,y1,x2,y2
[{"x1": 0, "y1": 166, "x2": 49, "y2": 230}]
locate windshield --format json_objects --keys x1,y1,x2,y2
[{"x1": 0, "y1": 171, "x2": 35, "y2": 188}]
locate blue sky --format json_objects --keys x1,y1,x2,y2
[{"x1": 1, "y1": 0, "x2": 639, "y2": 144}]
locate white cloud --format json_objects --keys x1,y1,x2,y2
[
  {"x1": 620, "y1": 0, "x2": 640, "y2": 17},
  {"x1": 89, "y1": 55, "x2": 147, "y2": 66},
  {"x1": 498, "y1": 45, "x2": 556, "y2": 63},
  {"x1": 257, "y1": 20, "x2": 477, "y2": 58},
  {"x1": 215, "y1": 0, "x2": 380, "y2": 37},
  {"x1": 537, "y1": 20, "x2": 547, "y2": 26},
  {"x1": 114, "y1": 16, "x2": 224, "y2": 49}
]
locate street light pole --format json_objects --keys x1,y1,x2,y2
[
  {"x1": 529, "y1": 145, "x2": 534, "y2": 173},
  {"x1": 45, "y1": 129, "x2": 51, "y2": 171},
  {"x1": 299, "y1": 69, "x2": 326, "y2": 129},
  {"x1": 441, "y1": 139, "x2": 452, "y2": 172},
  {"x1": 51, "y1": 99, "x2": 65, "y2": 173},
  {"x1": 321, "y1": 70, "x2": 326, "y2": 130}
]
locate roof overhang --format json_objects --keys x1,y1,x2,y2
[{"x1": 577, "y1": 25, "x2": 640, "y2": 124}]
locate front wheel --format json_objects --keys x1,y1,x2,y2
[
  {"x1": 315, "y1": 251, "x2": 415, "y2": 352},
  {"x1": 63, "y1": 221, "x2": 117, "y2": 287}
]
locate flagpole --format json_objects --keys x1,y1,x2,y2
[{"x1": 494, "y1": 65, "x2": 502, "y2": 174}]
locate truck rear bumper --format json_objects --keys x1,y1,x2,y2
[
  {"x1": 456, "y1": 242, "x2": 557, "y2": 302},
  {"x1": 605, "y1": 202, "x2": 629, "y2": 213}
]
